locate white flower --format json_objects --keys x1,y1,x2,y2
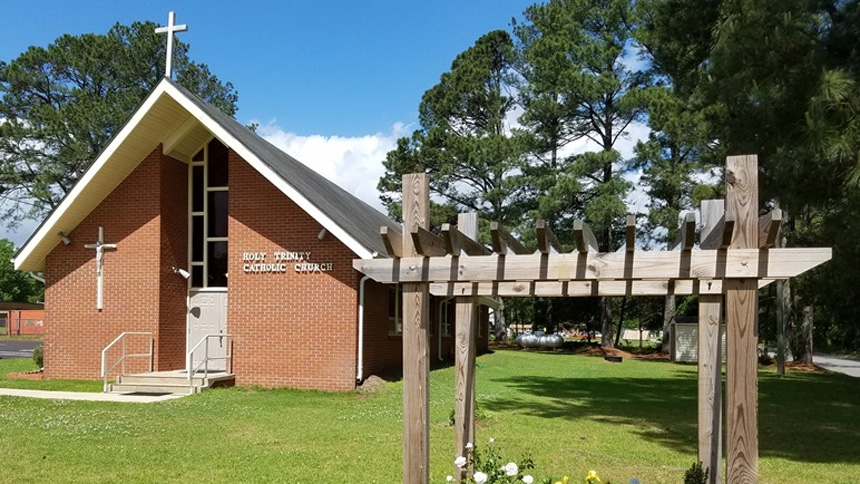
[
  {"x1": 522, "y1": 476, "x2": 534, "y2": 484},
  {"x1": 454, "y1": 456, "x2": 467, "y2": 468},
  {"x1": 504, "y1": 462, "x2": 519, "y2": 476},
  {"x1": 489, "y1": 437, "x2": 495, "y2": 443},
  {"x1": 465, "y1": 442, "x2": 473, "y2": 450},
  {"x1": 474, "y1": 471, "x2": 488, "y2": 484},
  {"x1": 446, "y1": 476, "x2": 454, "y2": 482}
]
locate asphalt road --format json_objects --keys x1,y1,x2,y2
[
  {"x1": 0, "y1": 339, "x2": 40, "y2": 359},
  {"x1": 814, "y1": 353, "x2": 860, "y2": 378}
]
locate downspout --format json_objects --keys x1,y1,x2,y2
[
  {"x1": 28, "y1": 272, "x2": 45, "y2": 284},
  {"x1": 357, "y1": 275, "x2": 369, "y2": 383}
]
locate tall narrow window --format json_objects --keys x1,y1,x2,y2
[{"x1": 189, "y1": 138, "x2": 229, "y2": 288}]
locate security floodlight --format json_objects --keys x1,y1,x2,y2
[
  {"x1": 172, "y1": 267, "x2": 191, "y2": 280},
  {"x1": 59, "y1": 232, "x2": 71, "y2": 245}
]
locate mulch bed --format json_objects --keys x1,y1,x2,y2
[{"x1": 6, "y1": 370, "x2": 44, "y2": 380}]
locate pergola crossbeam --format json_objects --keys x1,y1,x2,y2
[
  {"x1": 353, "y1": 248, "x2": 831, "y2": 284},
  {"x1": 430, "y1": 278, "x2": 775, "y2": 297}
]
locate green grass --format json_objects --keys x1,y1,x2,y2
[
  {"x1": 1, "y1": 350, "x2": 858, "y2": 483},
  {"x1": 0, "y1": 334, "x2": 44, "y2": 341},
  {"x1": 0, "y1": 359, "x2": 102, "y2": 392}
]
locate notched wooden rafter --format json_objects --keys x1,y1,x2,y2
[
  {"x1": 625, "y1": 215, "x2": 636, "y2": 252},
  {"x1": 759, "y1": 209, "x2": 782, "y2": 248},
  {"x1": 536, "y1": 219, "x2": 562, "y2": 254},
  {"x1": 700, "y1": 214, "x2": 735, "y2": 250},
  {"x1": 680, "y1": 212, "x2": 697, "y2": 250},
  {"x1": 380, "y1": 226, "x2": 402, "y2": 258},
  {"x1": 410, "y1": 226, "x2": 447, "y2": 257},
  {"x1": 442, "y1": 224, "x2": 490, "y2": 256},
  {"x1": 441, "y1": 224, "x2": 460, "y2": 256},
  {"x1": 574, "y1": 220, "x2": 599, "y2": 253},
  {"x1": 490, "y1": 222, "x2": 529, "y2": 255}
]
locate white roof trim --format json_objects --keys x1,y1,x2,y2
[
  {"x1": 161, "y1": 83, "x2": 375, "y2": 260},
  {"x1": 14, "y1": 79, "x2": 376, "y2": 271}
]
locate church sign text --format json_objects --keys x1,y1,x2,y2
[{"x1": 241, "y1": 251, "x2": 333, "y2": 274}]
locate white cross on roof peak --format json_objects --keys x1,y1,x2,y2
[{"x1": 155, "y1": 11, "x2": 188, "y2": 80}]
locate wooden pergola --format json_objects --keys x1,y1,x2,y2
[{"x1": 353, "y1": 155, "x2": 831, "y2": 484}]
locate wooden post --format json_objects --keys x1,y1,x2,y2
[
  {"x1": 453, "y1": 212, "x2": 478, "y2": 479},
  {"x1": 402, "y1": 174, "x2": 431, "y2": 484},
  {"x1": 725, "y1": 155, "x2": 759, "y2": 484},
  {"x1": 699, "y1": 199, "x2": 724, "y2": 484}
]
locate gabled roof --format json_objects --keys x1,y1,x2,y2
[{"x1": 14, "y1": 78, "x2": 397, "y2": 272}]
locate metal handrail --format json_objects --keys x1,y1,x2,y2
[
  {"x1": 187, "y1": 334, "x2": 233, "y2": 391},
  {"x1": 101, "y1": 332, "x2": 153, "y2": 392}
]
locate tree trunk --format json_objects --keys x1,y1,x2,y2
[
  {"x1": 600, "y1": 297, "x2": 614, "y2": 347},
  {"x1": 662, "y1": 295, "x2": 675, "y2": 354},
  {"x1": 775, "y1": 207, "x2": 790, "y2": 375},
  {"x1": 775, "y1": 279, "x2": 791, "y2": 375},
  {"x1": 800, "y1": 305, "x2": 814, "y2": 364},
  {"x1": 495, "y1": 298, "x2": 507, "y2": 341},
  {"x1": 614, "y1": 296, "x2": 627, "y2": 347}
]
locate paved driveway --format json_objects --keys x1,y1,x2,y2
[
  {"x1": 814, "y1": 354, "x2": 860, "y2": 378},
  {"x1": 0, "y1": 340, "x2": 40, "y2": 359}
]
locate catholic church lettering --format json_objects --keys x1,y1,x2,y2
[{"x1": 13, "y1": 11, "x2": 490, "y2": 392}]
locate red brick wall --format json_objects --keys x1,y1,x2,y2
[
  {"x1": 41, "y1": 141, "x2": 487, "y2": 389},
  {"x1": 157, "y1": 152, "x2": 189, "y2": 370},
  {"x1": 43, "y1": 145, "x2": 186, "y2": 379},
  {"x1": 3, "y1": 310, "x2": 45, "y2": 336},
  {"x1": 360, "y1": 281, "x2": 490, "y2": 379},
  {"x1": 228, "y1": 151, "x2": 360, "y2": 391}
]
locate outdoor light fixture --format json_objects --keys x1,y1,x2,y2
[
  {"x1": 59, "y1": 232, "x2": 71, "y2": 245},
  {"x1": 171, "y1": 267, "x2": 191, "y2": 280},
  {"x1": 317, "y1": 228, "x2": 327, "y2": 241}
]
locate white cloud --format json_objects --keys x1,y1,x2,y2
[
  {"x1": 255, "y1": 121, "x2": 410, "y2": 213},
  {"x1": 252, "y1": 116, "x2": 654, "y2": 229}
]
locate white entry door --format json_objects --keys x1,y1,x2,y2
[{"x1": 187, "y1": 290, "x2": 228, "y2": 371}]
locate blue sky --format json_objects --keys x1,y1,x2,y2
[
  {"x1": 1, "y1": 1, "x2": 650, "y2": 246},
  {"x1": 1, "y1": 0, "x2": 534, "y2": 137}
]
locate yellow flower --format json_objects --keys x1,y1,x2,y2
[
  {"x1": 563, "y1": 477, "x2": 570, "y2": 484},
  {"x1": 585, "y1": 470, "x2": 600, "y2": 483}
]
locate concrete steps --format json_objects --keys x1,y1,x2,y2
[{"x1": 106, "y1": 370, "x2": 235, "y2": 395}]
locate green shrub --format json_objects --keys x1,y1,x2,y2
[
  {"x1": 449, "y1": 402, "x2": 487, "y2": 425},
  {"x1": 684, "y1": 462, "x2": 709, "y2": 484},
  {"x1": 32, "y1": 345, "x2": 44, "y2": 368}
]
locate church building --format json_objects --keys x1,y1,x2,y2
[{"x1": 13, "y1": 78, "x2": 490, "y2": 392}]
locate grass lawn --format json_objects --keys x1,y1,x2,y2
[
  {"x1": 1, "y1": 349, "x2": 858, "y2": 483},
  {"x1": 0, "y1": 334, "x2": 44, "y2": 341}
]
